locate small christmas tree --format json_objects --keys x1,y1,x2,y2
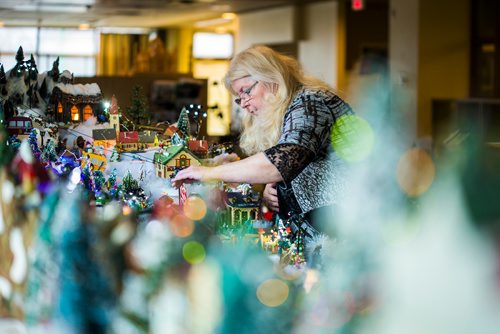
[
  {"x1": 0, "y1": 65, "x2": 7, "y2": 85},
  {"x1": 93, "y1": 170, "x2": 106, "y2": 193},
  {"x1": 48, "y1": 57, "x2": 60, "y2": 82},
  {"x1": 126, "y1": 85, "x2": 149, "y2": 126},
  {"x1": 10, "y1": 46, "x2": 26, "y2": 78},
  {"x1": 15, "y1": 46, "x2": 25, "y2": 63},
  {"x1": 28, "y1": 128, "x2": 41, "y2": 158},
  {"x1": 171, "y1": 132, "x2": 184, "y2": 146},
  {"x1": 0, "y1": 122, "x2": 13, "y2": 166},
  {"x1": 107, "y1": 168, "x2": 118, "y2": 198},
  {"x1": 176, "y1": 107, "x2": 190, "y2": 138},
  {"x1": 122, "y1": 170, "x2": 140, "y2": 194},
  {"x1": 41, "y1": 138, "x2": 58, "y2": 164},
  {"x1": 109, "y1": 147, "x2": 120, "y2": 162},
  {"x1": 8, "y1": 135, "x2": 21, "y2": 153}
]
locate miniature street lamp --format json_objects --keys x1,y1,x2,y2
[{"x1": 40, "y1": 129, "x2": 46, "y2": 149}]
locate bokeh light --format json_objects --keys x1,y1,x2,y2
[
  {"x1": 122, "y1": 204, "x2": 132, "y2": 216},
  {"x1": 256, "y1": 278, "x2": 289, "y2": 307},
  {"x1": 153, "y1": 195, "x2": 176, "y2": 220},
  {"x1": 396, "y1": 148, "x2": 435, "y2": 197},
  {"x1": 183, "y1": 195, "x2": 207, "y2": 221},
  {"x1": 182, "y1": 241, "x2": 206, "y2": 264},
  {"x1": 331, "y1": 114, "x2": 375, "y2": 162},
  {"x1": 169, "y1": 214, "x2": 195, "y2": 238}
]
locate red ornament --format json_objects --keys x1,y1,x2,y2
[{"x1": 263, "y1": 211, "x2": 274, "y2": 221}]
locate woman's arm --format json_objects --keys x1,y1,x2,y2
[{"x1": 171, "y1": 152, "x2": 283, "y2": 187}]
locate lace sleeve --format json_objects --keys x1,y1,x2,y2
[{"x1": 264, "y1": 143, "x2": 314, "y2": 182}]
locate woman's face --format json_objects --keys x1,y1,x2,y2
[{"x1": 231, "y1": 76, "x2": 268, "y2": 116}]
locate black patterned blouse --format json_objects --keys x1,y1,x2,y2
[{"x1": 264, "y1": 88, "x2": 353, "y2": 218}]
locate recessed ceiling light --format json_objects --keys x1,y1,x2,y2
[{"x1": 13, "y1": 4, "x2": 90, "y2": 13}]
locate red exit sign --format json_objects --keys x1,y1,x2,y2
[{"x1": 352, "y1": 0, "x2": 364, "y2": 11}]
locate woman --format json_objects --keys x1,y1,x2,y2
[{"x1": 172, "y1": 45, "x2": 353, "y2": 255}]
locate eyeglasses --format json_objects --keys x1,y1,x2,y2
[{"x1": 234, "y1": 81, "x2": 259, "y2": 106}]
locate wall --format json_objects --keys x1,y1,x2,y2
[
  {"x1": 346, "y1": 1, "x2": 389, "y2": 71},
  {"x1": 237, "y1": 1, "x2": 340, "y2": 88},
  {"x1": 237, "y1": 6, "x2": 297, "y2": 52},
  {"x1": 389, "y1": 0, "x2": 420, "y2": 144},
  {"x1": 390, "y1": 0, "x2": 470, "y2": 144},
  {"x1": 418, "y1": 0, "x2": 470, "y2": 138},
  {"x1": 298, "y1": 1, "x2": 340, "y2": 88}
]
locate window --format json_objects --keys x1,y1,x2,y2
[
  {"x1": 83, "y1": 105, "x2": 93, "y2": 120},
  {"x1": 0, "y1": 27, "x2": 98, "y2": 77},
  {"x1": 71, "y1": 105, "x2": 79, "y2": 121},
  {"x1": 177, "y1": 154, "x2": 190, "y2": 167},
  {"x1": 234, "y1": 210, "x2": 240, "y2": 223},
  {"x1": 241, "y1": 210, "x2": 248, "y2": 223},
  {"x1": 192, "y1": 32, "x2": 233, "y2": 59},
  {"x1": 58, "y1": 102, "x2": 63, "y2": 114}
]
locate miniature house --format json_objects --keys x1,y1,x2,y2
[
  {"x1": 118, "y1": 131, "x2": 139, "y2": 152},
  {"x1": 138, "y1": 131, "x2": 158, "y2": 150},
  {"x1": 154, "y1": 144, "x2": 201, "y2": 179},
  {"x1": 49, "y1": 82, "x2": 104, "y2": 123},
  {"x1": 225, "y1": 191, "x2": 260, "y2": 226},
  {"x1": 92, "y1": 128, "x2": 117, "y2": 150},
  {"x1": 188, "y1": 139, "x2": 208, "y2": 158}
]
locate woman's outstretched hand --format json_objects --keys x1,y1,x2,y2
[{"x1": 171, "y1": 166, "x2": 209, "y2": 188}]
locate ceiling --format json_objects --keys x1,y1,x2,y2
[{"x1": 0, "y1": 0, "x2": 326, "y2": 29}]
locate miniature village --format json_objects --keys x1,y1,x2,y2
[
  {"x1": 1, "y1": 45, "x2": 288, "y2": 233},
  {"x1": 0, "y1": 47, "x2": 322, "y2": 332}
]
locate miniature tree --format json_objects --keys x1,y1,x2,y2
[
  {"x1": 126, "y1": 85, "x2": 149, "y2": 126},
  {"x1": 109, "y1": 147, "x2": 120, "y2": 162},
  {"x1": 122, "y1": 170, "x2": 140, "y2": 194},
  {"x1": 48, "y1": 57, "x2": 60, "y2": 82},
  {"x1": 28, "y1": 54, "x2": 38, "y2": 80},
  {"x1": 28, "y1": 128, "x2": 40, "y2": 157},
  {"x1": 8, "y1": 135, "x2": 21, "y2": 153},
  {"x1": 176, "y1": 107, "x2": 190, "y2": 138},
  {"x1": 15, "y1": 46, "x2": 25, "y2": 63},
  {"x1": 10, "y1": 46, "x2": 26, "y2": 78},
  {"x1": 26, "y1": 54, "x2": 39, "y2": 107},
  {"x1": 0, "y1": 65, "x2": 6, "y2": 85},
  {"x1": 0, "y1": 122, "x2": 13, "y2": 166},
  {"x1": 171, "y1": 132, "x2": 184, "y2": 146},
  {"x1": 41, "y1": 138, "x2": 58, "y2": 164},
  {"x1": 107, "y1": 168, "x2": 118, "y2": 198},
  {"x1": 93, "y1": 170, "x2": 106, "y2": 193},
  {"x1": 81, "y1": 163, "x2": 94, "y2": 191}
]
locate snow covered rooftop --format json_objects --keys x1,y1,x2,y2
[{"x1": 55, "y1": 82, "x2": 101, "y2": 96}]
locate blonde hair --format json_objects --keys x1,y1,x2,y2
[{"x1": 224, "y1": 45, "x2": 333, "y2": 155}]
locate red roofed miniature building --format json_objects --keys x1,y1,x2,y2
[
  {"x1": 188, "y1": 139, "x2": 208, "y2": 158},
  {"x1": 118, "y1": 131, "x2": 139, "y2": 151}
]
